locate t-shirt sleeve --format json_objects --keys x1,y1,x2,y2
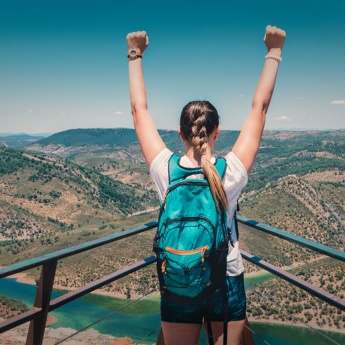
[
  {"x1": 223, "y1": 151, "x2": 248, "y2": 210},
  {"x1": 149, "y1": 148, "x2": 173, "y2": 202},
  {"x1": 224, "y1": 152, "x2": 248, "y2": 276}
]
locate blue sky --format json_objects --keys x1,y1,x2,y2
[{"x1": 0, "y1": 0, "x2": 344, "y2": 134}]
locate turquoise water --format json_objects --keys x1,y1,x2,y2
[
  {"x1": 250, "y1": 322, "x2": 345, "y2": 345},
  {"x1": 1, "y1": 277, "x2": 344, "y2": 344}
]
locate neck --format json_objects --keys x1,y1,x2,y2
[{"x1": 185, "y1": 146, "x2": 213, "y2": 166}]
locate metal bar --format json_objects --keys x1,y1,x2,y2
[
  {"x1": 0, "y1": 256, "x2": 157, "y2": 335},
  {"x1": 0, "y1": 309, "x2": 41, "y2": 333},
  {"x1": 50, "y1": 255, "x2": 157, "y2": 311},
  {"x1": 241, "y1": 249, "x2": 345, "y2": 312},
  {"x1": 0, "y1": 221, "x2": 158, "y2": 278},
  {"x1": 1, "y1": 217, "x2": 344, "y2": 343},
  {"x1": 26, "y1": 260, "x2": 57, "y2": 345},
  {"x1": 237, "y1": 216, "x2": 345, "y2": 263}
]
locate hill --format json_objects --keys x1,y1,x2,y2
[
  {"x1": 0, "y1": 145, "x2": 160, "y2": 296},
  {"x1": 1, "y1": 128, "x2": 344, "y2": 331},
  {"x1": 247, "y1": 129, "x2": 345, "y2": 191},
  {"x1": 27, "y1": 128, "x2": 344, "y2": 182},
  {"x1": 0, "y1": 295, "x2": 29, "y2": 319},
  {"x1": 0, "y1": 147, "x2": 158, "y2": 244},
  {"x1": 0, "y1": 134, "x2": 46, "y2": 149},
  {"x1": 26, "y1": 128, "x2": 240, "y2": 160},
  {"x1": 2, "y1": 128, "x2": 344, "y2": 264}
]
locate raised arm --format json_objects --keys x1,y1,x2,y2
[
  {"x1": 127, "y1": 31, "x2": 166, "y2": 167},
  {"x1": 232, "y1": 25, "x2": 286, "y2": 174}
]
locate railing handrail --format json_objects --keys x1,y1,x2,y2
[
  {"x1": 1, "y1": 216, "x2": 344, "y2": 345},
  {"x1": 49, "y1": 255, "x2": 157, "y2": 311},
  {"x1": 0, "y1": 221, "x2": 158, "y2": 278},
  {"x1": 240, "y1": 249, "x2": 345, "y2": 312},
  {"x1": 2, "y1": 217, "x2": 344, "y2": 280},
  {"x1": 0, "y1": 256, "x2": 157, "y2": 334},
  {"x1": 237, "y1": 215, "x2": 345, "y2": 262}
]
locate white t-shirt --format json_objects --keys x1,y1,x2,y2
[{"x1": 150, "y1": 148, "x2": 248, "y2": 276}]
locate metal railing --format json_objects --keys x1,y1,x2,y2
[
  {"x1": 0, "y1": 222, "x2": 157, "y2": 345},
  {"x1": 237, "y1": 216, "x2": 345, "y2": 312},
  {"x1": 0, "y1": 217, "x2": 344, "y2": 345}
]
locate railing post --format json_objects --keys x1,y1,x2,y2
[{"x1": 26, "y1": 260, "x2": 57, "y2": 345}]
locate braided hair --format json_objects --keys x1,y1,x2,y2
[{"x1": 180, "y1": 101, "x2": 229, "y2": 212}]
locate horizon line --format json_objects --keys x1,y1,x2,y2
[{"x1": 1, "y1": 127, "x2": 344, "y2": 137}]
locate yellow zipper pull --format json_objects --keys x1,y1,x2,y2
[
  {"x1": 161, "y1": 259, "x2": 166, "y2": 274},
  {"x1": 201, "y1": 247, "x2": 207, "y2": 262}
]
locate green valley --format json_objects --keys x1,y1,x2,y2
[{"x1": 0, "y1": 128, "x2": 344, "y2": 332}]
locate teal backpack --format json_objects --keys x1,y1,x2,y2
[{"x1": 153, "y1": 154, "x2": 230, "y2": 304}]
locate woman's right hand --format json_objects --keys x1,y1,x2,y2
[
  {"x1": 232, "y1": 25, "x2": 286, "y2": 174},
  {"x1": 264, "y1": 25, "x2": 286, "y2": 56}
]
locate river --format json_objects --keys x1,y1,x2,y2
[{"x1": 0, "y1": 276, "x2": 344, "y2": 345}]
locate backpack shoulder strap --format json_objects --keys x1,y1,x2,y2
[
  {"x1": 214, "y1": 157, "x2": 227, "y2": 180},
  {"x1": 168, "y1": 154, "x2": 203, "y2": 183},
  {"x1": 234, "y1": 200, "x2": 240, "y2": 240},
  {"x1": 168, "y1": 154, "x2": 227, "y2": 184}
]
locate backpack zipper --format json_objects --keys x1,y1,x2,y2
[
  {"x1": 165, "y1": 245, "x2": 209, "y2": 262},
  {"x1": 161, "y1": 245, "x2": 209, "y2": 274}
]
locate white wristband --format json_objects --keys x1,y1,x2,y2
[{"x1": 265, "y1": 54, "x2": 282, "y2": 62}]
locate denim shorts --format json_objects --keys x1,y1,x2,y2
[{"x1": 160, "y1": 273, "x2": 246, "y2": 323}]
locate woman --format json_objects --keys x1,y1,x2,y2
[{"x1": 126, "y1": 26, "x2": 286, "y2": 345}]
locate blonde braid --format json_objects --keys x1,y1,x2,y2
[
  {"x1": 191, "y1": 114, "x2": 208, "y2": 153},
  {"x1": 201, "y1": 155, "x2": 229, "y2": 212},
  {"x1": 190, "y1": 112, "x2": 229, "y2": 212}
]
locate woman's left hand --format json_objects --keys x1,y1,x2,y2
[{"x1": 126, "y1": 31, "x2": 149, "y2": 55}]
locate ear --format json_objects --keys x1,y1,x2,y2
[
  {"x1": 214, "y1": 125, "x2": 220, "y2": 140},
  {"x1": 178, "y1": 126, "x2": 186, "y2": 142}
]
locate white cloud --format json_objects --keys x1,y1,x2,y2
[
  {"x1": 114, "y1": 111, "x2": 124, "y2": 115},
  {"x1": 239, "y1": 94, "x2": 244, "y2": 98},
  {"x1": 330, "y1": 100, "x2": 345, "y2": 105},
  {"x1": 274, "y1": 116, "x2": 293, "y2": 122},
  {"x1": 296, "y1": 97, "x2": 305, "y2": 100},
  {"x1": 27, "y1": 109, "x2": 34, "y2": 113}
]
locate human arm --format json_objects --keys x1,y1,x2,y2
[
  {"x1": 127, "y1": 31, "x2": 166, "y2": 167},
  {"x1": 232, "y1": 25, "x2": 286, "y2": 174}
]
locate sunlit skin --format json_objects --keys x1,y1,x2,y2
[{"x1": 127, "y1": 25, "x2": 286, "y2": 345}]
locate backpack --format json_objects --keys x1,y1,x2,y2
[{"x1": 153, "y1": 154, "x2": 230, "y2": 305}]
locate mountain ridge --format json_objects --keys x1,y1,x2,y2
[{"x1": 0, "y1": 129, "x2": 344, "y2": 331}]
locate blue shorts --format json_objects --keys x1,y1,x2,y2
[{"x1": 160, "y1": 273, "x2": 246, "y2": 323}]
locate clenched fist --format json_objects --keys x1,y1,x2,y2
[
  {"x1": 264, "y1": 25, "x2": 286, "y2": 55},
  {"x1": 126, "y1": 31, "x2": 149, "y2": 55}
]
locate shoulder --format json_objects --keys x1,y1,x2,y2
[
  {"x1": 149, "y1": 148, "x2": 174, "y2": 201},
  {"x1": 149, "y1": 148, "x2": 174, "y2": 173},
  {"x1": 224, "y1": 152, "x2": 248, "y2": 180},
  {"x1": 223, "y1": 152, "x2": 248, "y2": 210}
]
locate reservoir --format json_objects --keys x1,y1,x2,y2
[{"x1": 0, "y1": 277, "x2": 344, "y2": 345}]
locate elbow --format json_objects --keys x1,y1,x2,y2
[
  {"x1": 130, "y1": 102, "x2": 147, "y2": 117},
  {"x1": 130, "y1": 105, "x2": 137, "y2": 116},
  {"x1": 251, "y1": 99, "x2": 269, "y2": 118},
  {"x1": 252, "y1": 90, "x2": 273, "y2": 115}
]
